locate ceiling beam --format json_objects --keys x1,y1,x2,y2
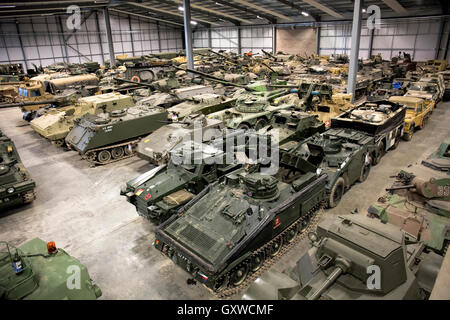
[
  {"x1": 381, "y1": 0, "x2": 408, "y2": 14},
  {"x1": 0, "y1": 4, "x2": 106, "y2": 14},
  {"x1": 127, "y1": 2, "x2": 220, "y2": 26},
  {"x1": 110, "y1": 8, "x2": 184, "y2": 27},
  {"x1": 231, "y1": 0, "x2": 294, "y2": 21},
  {"x1": 172, "y1": 0, "x2": 251, "y2": 25},
  {"x1": 301, "y1": 0, "x2": 344, "y2": 19},
  {"x1": 0, "y1": 1, "x2": 107, "y2": 6},
  {"x1": 213, "y1": 0, "x2": 276, "y2": 23}
]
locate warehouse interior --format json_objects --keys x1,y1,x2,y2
[{"x1": 0, "y1": 0, "x2": 450, "y2": 301}]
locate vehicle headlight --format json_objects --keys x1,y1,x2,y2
[{"x1": 7, "y1": 187, "x2": 15, "y2": 194}]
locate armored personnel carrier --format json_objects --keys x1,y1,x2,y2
[
  {"x1": 65, "y1": 105, "x2": 168, "y2": 165},
  {"x1": 422, "y1": 136, "x2": 450, "y2": 172},
  {"x1": 122, "y1": 140, "x2": 242, "y2": 223},
  {"x1": 280, "y1": 128, "x2": 375, "y2": 207},
  {"x1": 30, "y1": 92, "x2": 133, "y2": 147},
  {"x1": 368, "y1": 168, "x2": 450, "y2": 254},
  {"x1": 242, "y1": 214, "x2": 442, "y2": 300},
  {"x1": 331, "y1": 100, "x2": 406, "y2": 165},
  {"x1": 136, "y1": 113, "x2": 224, "y2": 165},
  {"x1": 0, "y1": 239, "x2": 101, "y2": 299},
  {"x1": 0, "y1": 130, "x2": 35, "y2": 210},
  {"x1": 154, "y1": 160, "x2": 328, "y2": 292}
]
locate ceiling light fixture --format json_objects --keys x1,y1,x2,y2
[
  {"x1": 191, "y1": 20, "x2": 197, "y2": 25},
  {"x1": 301, "y1": 11, "x2": 309, "y2": 16},
  {"x1": 178, "y1": 6, "x2": 184, "y2": 11}
]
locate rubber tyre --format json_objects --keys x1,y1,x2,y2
[
  {"x1": 403, "y1": 126, "x2": 414, "y2": 141},
  {"x1": 270, "y1": 238, "x2": 283, "y2": 257},
  {"x1": 373, "y1": 141, "x2": 385, "y2": 166},
  {"x1": 358, "y1": 164, "x2": 371, "y2": 182},
  {"x1": 250, "y1": 252, "x2": 265, "y2": 272},
  {"x1": 328, "y1": 177, "x2": 345, "y2": 208},
  {"x1": 230, "y1": 264, "x2": 249, "y2": 286},
  {"x1": 254, "y1": 118, "x2": 268, "y2": 131},
  {"x1": 98, "y1": 150, "x2": 111, "y2": 163},
  {"x1": 111, "y1": 147, "x2": 125, "y2": 159},
  {"x1": 238, "y1": 123, "x2": 250, "y2": 131}
]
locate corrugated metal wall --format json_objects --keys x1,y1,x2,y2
[{"x1": 0, "y1": 11, "x2": 183, "y2": 70}]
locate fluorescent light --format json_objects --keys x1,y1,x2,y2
[
  {"x1": 178, "y1": 6, "x2": 184, "y2": 11},
  {"x1": 301, "y1": 11, "x2": 309, "y2": 16},
  {"x1": 0, "y1": 5, "x2": 16, "y2": 7},
  {"x1": 215, "y1": 2, "x2": 224, "y2": 6},
  {"x1": 256, "y1": 15, "x2": 263, "y2": 19},
  {"x1": 190, "y1": 20, "x2": 197, "y2": 25},
  {"x1": 362, "y1": 8, "x2": 366, "y2": 13}
]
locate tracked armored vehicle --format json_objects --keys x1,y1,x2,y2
[
  {"x1": 30, "y1": 92, "x2": 133, "y2": 147},
  {"x1": 242, "y1": 214, "x2": 442, "y2": 300},
  {"x1": 0, "y1": 239, "x2": 101, "y2": 299},
  {"x1": 122, "y1": 140, "x2": 242, "y2": 223},
  {"x1": 65, "y1": 105, "x2": 168, "y2": 165},
  {"x1": 136, "y1": 113, "x2": 224, "y2": 165},
  {"x1": 368, "y1": 168, "x2": 450, "y2": 254},
  {"x1": 0, "y1": 130, "x2": 35, "y2": 210},
  {"x1": 331, "y1": 100, "x2": 406, "y2": 165},
  {"x1": 154, "y1": 162, "x2": 328, "y2": 292},
  {"x1": 422, "y1": 136, "x2": 450, "y2": 172}
]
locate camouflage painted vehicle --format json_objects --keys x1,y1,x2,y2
[
  {"x1": 419, "y1": 74, "x2": 445, "y2": 102},
  {"x1": 331, "y1": 100, "x2": 406, "y2": 165},
  {"x1": 207, "y1": 89, "x2": 292, "y2": 130},
  {"x1": 404, "y1": 81, "x2": 440, "y2": 103},
  {"x1": 368, "y1": 169, "x2": 450, "y2": 254},
  {"x1": 65, "y1": 105, "x2": 168, "y2": 165},
  {"x1": 30, "y1": 92, "x2": 134, "y2": 146},
  {"x1": 0, "y1": 130, "x2": 35, "y2": 210},
  {"x1": 257, "y1": 108, "x2": 325, "y2": 145},
  {"x1": 136, "y1": 113, "x2": 224, "y2": 165},
  {"x1": 0, "y1": 239, "x2": 101, "y2": 299},
  {"x1": 422, "y1": 136, "x2": 450, "y2": 172},
  {"x1": 280, "y1": 128, "x2": 375, "y2": 208},
  {"x1": 388, "y1": 96, "x2": 433, "y2": 141},
  {"x1": 121, "y1": 140, "x2": 241, "y2": 223},
  {"x1": 439, "y1": 70, "x2": 450, "y2": 101},
  {"x1": 242, "y1": 214, "x2": 442, "y2": 300},
  {"x1": 154, "y1": 161, "x2": 328, "y2": 292},
  {"x1": 167, "y1": 93, "x2": 235, "y2": 121},
  {"x1": 423, "y1": 59, "x2": 448, "y2": 73}
]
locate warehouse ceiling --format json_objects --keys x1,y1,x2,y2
[{"x1": 0, "y1": 0, "x2": 448, "y2": 25}]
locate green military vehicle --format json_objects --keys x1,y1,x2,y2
[
  {"x1": 0, "y1": 239, "x2": 101, "y2": 299},
  {"x1": 0, "y1": 130, "x2": 35, "y2": 210},
  {"x1": 280, "y1": 128, "x2": 375, "y2": 208},
  {"x1": 65, "y1": 105, "x2": 168, "y2": 165},
  {"x1": 30, "y1": 92, "x2": 134, "y2": 147},
  {"x1": 422, "y1": 136, "x2": 450, "y2": 172},
  {"x1": 154, "y1": 160, "x2": 329, "y2": 292},
  {"x1": 368, "y1": 169, "x2": 450, "y2": 254},
  {"x1": 122, "y1": 140, "x2": 242, "y2": 223},
  {"x1": 242, "y1": 214, "x2": 442, "y2": 300}
]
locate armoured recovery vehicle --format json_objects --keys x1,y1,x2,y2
[
  {"x1": 136, "y1": 113, "x2": 224, "y2": 165},
  {"x1": 0, "y1": 130, "x2": 35, "y2": 210},
  {"x1": 388, "y1": 96, "x2": 433, "y2": 141},
  {"x1": 0, "y1": 239, "x2": 102, "y2": 299},
  {"x1": 330, "y1": 100, "x2": 406, "y2": 165},
  {"x1": 122, "y1": 140, "x2": 244, "y2": 223},
  {"x1": 368, "y1": 168, "x2": 450, "y2": 254},
  {"x1": 242, "y1": 214, "x2": 442, "y2": 300},
  {"x1": 280, "y1": 128, "x2": 375, "y2": 208},
  {"x1": 154, "y1": 159, "x2": 329, "y2": 292},
  {"x1": 422, "y1": 136, "x2": 450, "y2": 172},
  {"x1": 30, "y1": 92, "x2": 134, "y2": 147},
  {"x1": 65, "y1": 105, "x2": 168, "y2": 165}
]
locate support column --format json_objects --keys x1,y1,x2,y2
[
  {"x1": 315, "y1": 25, "x2": 320, "y2": 55},
  {"x1": 14, "y1": 20, "x2": 28, "y2": 70},
  {"x1": 237, "y1": 27, "x2": 242, "y2": 55},
  {"x1": 57, "y1": 16, "x2": 69, "y2": 63},
  {"x1": 368, "y1": 28, "x2": 374, "y2": 58},
  {"x1": 128, "y1": 15, "x2": 136, "y2": 57},
  {"x1": 272, "y1": 25, "x2": 277, "y2": 54},
  {"x1": 103, "y1": 7, "x2": 115, "y2": 67},
  {"x1": 182, "y1": 0, "x2": 194, "y2": 72},
  {"x1": 208, "y1": 28, "x2": 212, "y2": 49},
  {"x1": 435, "y1": 18, "x2": 445, "y2": 59},
  {"x1": 347, "y1": 0, "x2": 363, "y2": 103},
  {"x1": 95, "y1": 10, "x2": 105, "y2": 64},
  {"x1": 156, "y1": 21, "x2": 162, "y2": 52}
]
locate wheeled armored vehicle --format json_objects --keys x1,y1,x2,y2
[{"x1": 0, "y1": 130, "x2": 35, "y2": 210}]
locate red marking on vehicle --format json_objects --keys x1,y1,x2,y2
[
  {"x1": 145, "y1": 193, "x2": 152, "y2": 201},
  {"x1": 273, "y1": 217, "x2": 281, "y2": 229}
]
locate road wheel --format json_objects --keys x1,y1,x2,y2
[
  {"x1": 373, "y1": 141, "x2": 385, "y2": 166},
  {"x1": 54, "y1": 139, "x2": 64, "y2": 147},
  {"x1": 285, "y1": 225, "x2": 298, "y2": 243},
  {"x1": 328, "y1": 177, "x2": 345, "y2": 208},
  {"x1": 358, "y1": 164, "x2": 371, "y2": 182},
  {"x1": 250, "y1": 252, "x2": 265, "y2": 272},
  {"x1": 238, "y1": 123, "x2": 250, "y2": 131},
  {"x1": 270, "y1": 238, "x2": 283, "y2": 257},
  {"x1": 86, "y1": 151, "x2": 96, "y2": 162},
  {"x1": 254, "y1": 118, "x2": 268, "y2": 131},
  {"x1": 230, "y1": 263, "x2": 249, "y2": 286},
  {"x1": 111, "y1": 147, "x2": 125, "y2": 159},
  {"x1": 98, "y1": 150, "x2": 111, "y2": 163},
  {"x1": 420, "y1": 116, "x2": 428, "y2": 129},
  {"x1": 403, "y1": 126, "x2": 414, "y2": 141}
]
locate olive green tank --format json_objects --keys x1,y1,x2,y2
[
  {"x1": 30, "y1": 92, "x2": 134, "y2": 147},
  {"x1": 0, "y1": 239, "x2": 101, "y2": 300},
  {"x1": 0, "y1": 129, "x2": 35, "y2": 210}
]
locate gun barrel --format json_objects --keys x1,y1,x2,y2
[
  {"x1": 308, "y1": 266, "x2": 343, "y2": 300},
  {"x1": 385, "y1": 184, "x2": 416, "y2": 192},
  {"x1": 0, "y1": 99, "x2": 56, "y2": 109},
  {"x1": 112, "y1": 77, "x2": 154, "y2": 88},
  {"x1": 175, "y1": 66, "x2": 251, "y2": 90}
]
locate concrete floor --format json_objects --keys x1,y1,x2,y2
[{"x1": 0, "y1": 102, "x2": 449, "y2": 300}]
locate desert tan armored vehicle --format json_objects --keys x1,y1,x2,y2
[{"x1": 30, "y1": 92, "x2": 133, "y2": 146}]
